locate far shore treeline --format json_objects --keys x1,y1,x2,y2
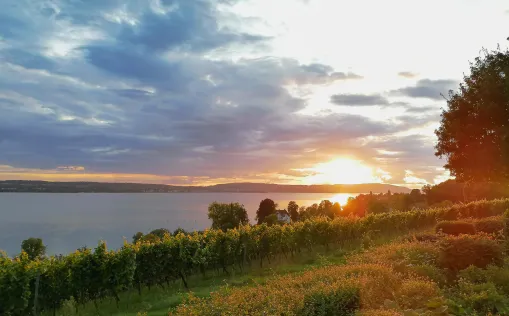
[{"x1": 0, "y1": 180, "x2": 409, "y2": 193}]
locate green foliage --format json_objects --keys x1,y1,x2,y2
[
  {"x1": 459, "y1": 264, "x2": 509, "y2": 296},
  {"x1": 298, "y1": 286, "x2": 360, "y2": 316},
  {"x1": 207, "y1": 202, "x2": 249, "y2": 231},
  {"x1": 406, "y1": 233, "x2": 439, "y2": 243},
  {"x1": 132, "y1": 232, "x2": 144, "y2": 243},
  {"x1": 473, "y1": 217, "x2": 504, "y2": 234},
  {"x1": 263, "y1": 213, "x2": 280, "y2": 226},
  {"x1": 0, "y1": 252, "x2": 33, "y2": 316},
  {"x1": 299, "y1": 200, "x2": 341, "y2": 220},
  {"x1": 435, "y1": 47, "x2": 509, "y2": 182},
  {"x1": 288, "y1": 201, "x2": 300, "y2": 222},
  {"x1": 438, "y1": 234, "x2": 503, "y2": 272},
  {"x1": 383, "y1": 298, "x2": 449, "y2": 316},
  {"x1": 449, "y1": 280, "x2": 509, "y2": 315},
  {"x1": 2, "y1": 198, "x2": 509, "y2": 314},
  {"x1": 21, "y1": 237, "x2": 46, "y2": 260},
  {"x1": 435, "y1": 221, "x2": 476, "y2": 235},
  {"x1": 149, "y1": 228, "x2": 170, "y2": 239},
  {"x1": 256, "y1": 198, "x2": 277, "y2": 224}
]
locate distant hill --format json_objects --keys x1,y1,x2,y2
[
  {"x1": 205, "y1": 183, "x2": 411, "y2": 193},
  {"x1": 0, "y1": 180, "x2": 411, "y2": 193}
]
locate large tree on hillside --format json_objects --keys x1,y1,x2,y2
[
  {"x1": 287, "y1": 201, "x2": 299, "y2": 222},
  {"x1": 256, "y1": 198, "x2": 277, "y2": 224},
  {"x1": 435, "y1": 47, "x2": 509, "y2": 182},
  {"x1": 208, "y1": 202, "x2": 249, "y2": 231}
]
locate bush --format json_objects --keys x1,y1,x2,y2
[
  {"x1": 438, "y1": 235, "x2": 503, "y2": 272},
  {"x1": 410, "y1": 264, "x2": 448, "y2": 286},
  {"x1": 395, "y1": 279, "x2": 440, "y2": 310},
  {"x1": 349, "y1": 242, "x2": 440, "y2": 275},
  {"x1": 451, "y1": 280, "x2": 509, "y2": 315},
  {"x1": 298, "y1": 286, "x2": 360, "y2": 316},
  {"x1": 435, "y1": 221, "x2": 476, "y2": 236},
  {"x1": 473, "y1": 217, "x2": 504, "y2": 234},
  {"x1": 406, "y1": 232, "x2": 439, "y2": 243},
  {"x1": 459, "y1": 265, "x2": 509, "y2": 295}
]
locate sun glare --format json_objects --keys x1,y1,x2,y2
[{"x1": 300, "y1": 158, "x2": 380, "y2": 185}]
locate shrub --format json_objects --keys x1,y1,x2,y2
[
  {"x1": 349, "y1": 242, "x2": 440, "y2": 275},
  {"x1": 298, "y1": 286, "x2": 360, "y2": 316},
  {"x1": 504, "y1": 210, "x2": 509, "y2": 239},
  {"x1": 410, "y1": 264, "x2": 448, "y2": 286},
  {"x1": 406, "y1": 232, "x2": 439, "y2": 243},
  {"x1": 473, "y1": 217, "x2": 504, "y2": 234},
  {"x1": 435, "y1": 221, "x2": 476, "y2": 236},
  {"x1": 451, "y1": 280, "x2": 509, "y2": 315},
  {"x1": 459, "y1": 265, "x2": 509, "y2": 295},
  {"x1": 395, "y1": 279, "x2": 441, "y2": 310},
  {"x1": 438, "y1": 235, "x2": 503, "y2": 272}
]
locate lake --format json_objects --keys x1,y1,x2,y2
[{"x1": 0, "y1": 192, "x2": 359, "y2": 256}]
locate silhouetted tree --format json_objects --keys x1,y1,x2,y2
[
  {"x1": 256, "y1": 198, "x2": 277, "y2": 224},
  {"x1": 173, "y1": 227, "x2": 189, "y2": 236},
  {"x1": 207, "y1": 202, "x2": 249, "y2": 231},
  {"x1": 435, "y1": 47, "x2": 509, "y2": 182},
  {"x1": 331, "y1": 202, "x2": 341, "y2": 217},
  {"x1": 287, "y1": 201, "x2": 299, "y2": 222},
  {"x1": 21, "y1": 237, "x2": 46, "y2": 260},
  {"x1": 150, "y1": 228, "x2": 171, "y2": 239},
  {"x1": 132, "y1": 232, "x2": 144, "y2": 243}
]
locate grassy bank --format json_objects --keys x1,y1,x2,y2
[
  {"x1": 43, "y1": 230, "x2": 402, "y2": 316},
  {"x1": 173, "y1": 215, "x2": 509, "y2": 315},
  {"x1": 4, "y1": 199, "x2": 509, "y2": 316}
]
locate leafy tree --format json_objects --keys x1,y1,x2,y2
[
  {"x1": 141, "y1": 233, "x2": 160, "y2": 243},
  {"x1": 435, "y1": 47, "x2": 509, "y2": 182},
  {"x1": 132, "y1": 232, "x2": 144, "y2": 243},
  {"x1": 318, "y1": 200, "x2": 334, "y2": 218},
  {"x1": 256, "y1": 198, "x2": 277, "y2": 224},
  {"x1": 21, "y1": 237, "x2": 46, "y2": 260},
  {"x1": 263, "y1": 214, "x2": 280, "y2": 226},
  {"x1": 367, "y1": 200, "x2": 389, "y2": 214},
  {"x1": 331, "y1": 202, "x2": 341, "y2": 217},
  {"x1": 173, "y1": 227, "x2": 189, "y2": 236},
  {"x1": 149, "y1": 228, "x2": 170, "y2": 239},
  {"x1": 207, "y1": 202, "x2": 249, "y2": 231},
  {"x1": 287, "y1": 201, "x2": 299, "y2": 222}
]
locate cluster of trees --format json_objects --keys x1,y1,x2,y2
[
  {"x1": 342, "y1": 189, "x2": 427, "y2": 217},
  {"x1": 205, "y1": 198, "x2": 343, "y2": 231},
  {"x1": 132, "y1": 228, "x2": 189, "y2": 244}
]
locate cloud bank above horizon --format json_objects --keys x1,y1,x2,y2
[{"x1": 0, "y1": 0, "x2": 508, "y2": 187}]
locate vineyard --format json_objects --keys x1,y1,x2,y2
[{"x1": 1, "y1": 199, "x2": 509, "y2": 315}]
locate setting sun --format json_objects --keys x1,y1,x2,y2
[{"x1": 299, "y1": 158, "x2": 386, "y2": 185}]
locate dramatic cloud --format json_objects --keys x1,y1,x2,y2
[
  {"x1": 4, "y1": 0, "x2": 497, "y2": 186},
  {"x1": 330, "y1": 94, "x2": 389, "y2": 106},
  {"x1": 391, "y1": 79, "x2": 458, "y2": 100}
]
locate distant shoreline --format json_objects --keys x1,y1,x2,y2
[{"x1": 0, "y1": 180, "x2": 411, "y2": 194}]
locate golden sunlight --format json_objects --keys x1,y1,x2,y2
[{"x1": 300, "y1": 158, "x2": 381, "y2": 185}]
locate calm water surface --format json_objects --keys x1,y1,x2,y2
[{"x1": 0, "y1": 193, "x2": 358, "y2": 256}]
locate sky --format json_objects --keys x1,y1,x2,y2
[{"x1": 0, "y1": 0, "x2": 508, "y2": 188}]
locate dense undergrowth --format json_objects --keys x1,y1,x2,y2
[
  {"x1": 2, "y1": 199, "x2": 509, "y2": 315},
  {"x1": 174, "y1": 214, "x2": 509, "y2": 315}
]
